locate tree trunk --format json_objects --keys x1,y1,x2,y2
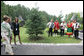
[{"x1": 36, "y1": 33, "x2": 38, "y2": 37}]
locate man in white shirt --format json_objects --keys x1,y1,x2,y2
[
  {"x1": 60, "y1": 21, "x2": 66, "y2": 36},
  {"x1": 1, "y1": 15, "x2": 14, "y2": 55},
  {"x1": 47, "y1": 19, "x2": 54, "y2": 37},
  {"x1": 73, "y1": 20, "x2": 80, "y2": 39}
]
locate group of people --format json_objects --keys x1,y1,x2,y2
[
  {"x1": 1, "y1": 15, "x2": 81, "y2": 55},
  {"x1": 1, "y1": 15, "x2": 22, "y2": 55},
  {"x1": 47, "y1": 19, "x2": 80, "y2": 39}
]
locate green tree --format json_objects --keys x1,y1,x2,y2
[
  {"x1": 1, "y1": 1, "x2": 8, "y2": 22},
  {"x1": 57, "y1": 12, "x2": 63, "y2": 23},
  {"x1": 25, "y1": 8, "x2": 45, "y2": 40},
  {"x1": 64, "y1": 12, "x2": 83, "y2": 24}
]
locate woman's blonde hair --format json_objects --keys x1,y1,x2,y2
[{"x1": 3, "y1": 15, "x2": 10, "y2": 21}]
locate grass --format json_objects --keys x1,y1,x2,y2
[
  {"x1": 11, "y1": 27, "x2": 29, "y2": 43},
  {"x1": 11, "y1": 27, "x2": 81, "y2": 43}
]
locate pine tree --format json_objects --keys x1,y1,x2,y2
[{"x1": 25, "y1": 8, "x2": 45, "y2": 40}]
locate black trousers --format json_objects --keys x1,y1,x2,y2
[
  {"x1": 72, "y1": 29, "x2": 74, "y2": 34},
  {"x1": 74, "y1": 30, "x2": 79, "y2": 39},
  {"x1": 54, "y1": 30, "x2": 58, "y2": 35},
  {"x1": 60, "y1": 29, "x2": 64, "y2": 36},
  {"x1": 48, "y1": 28, "x2": 53, "y2": 37}
]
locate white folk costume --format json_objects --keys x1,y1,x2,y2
[
  {"x1": 73, "y1": 22, "x2": 80, "y2": 39},
  {"x1": 73, "y1": 22, "x2": 80, "y2": 30},
  {"x1": 60, "y1": 22, "x2": 66, "y2": 36},
  {"x1": 1, "y1": 21, "x2": 13, "y2": 54},
  {"x1": 60, "y1": 23, "x2": 66, "y2": 30},
  {"x1": 47, "y1": 22, "x2": 54, "y2": 37},
  {"x1": 47, "y1": 22, "x2": 54, "y2": 29}
]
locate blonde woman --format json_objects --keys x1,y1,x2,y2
[{"x1": 1, "y1": 15, "x2": 14, "y2": 55}]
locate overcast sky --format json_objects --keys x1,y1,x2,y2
[{"x1": 4, "y1": 1, "x2": 83, "y2": 20}]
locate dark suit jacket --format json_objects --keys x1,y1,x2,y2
[{"x1": 13, "y1": 22, "x2": 19, "y2": 33}]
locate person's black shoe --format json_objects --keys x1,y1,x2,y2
[
  {"x1": 6, "y1": 52, "x2": 14, "y2": 55},
  {"x1": 77, "y1": 38, "x2": 82, "y2": 40},
  {"x1": 6, "y1": 52, "x2": 9, "y2": 54},
  {"x1": 12, "y1": 46, "x2": 14, "y2": 48},
  {"x1": 75, "y1": 38, "x2": 80, "y2": 40}
]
